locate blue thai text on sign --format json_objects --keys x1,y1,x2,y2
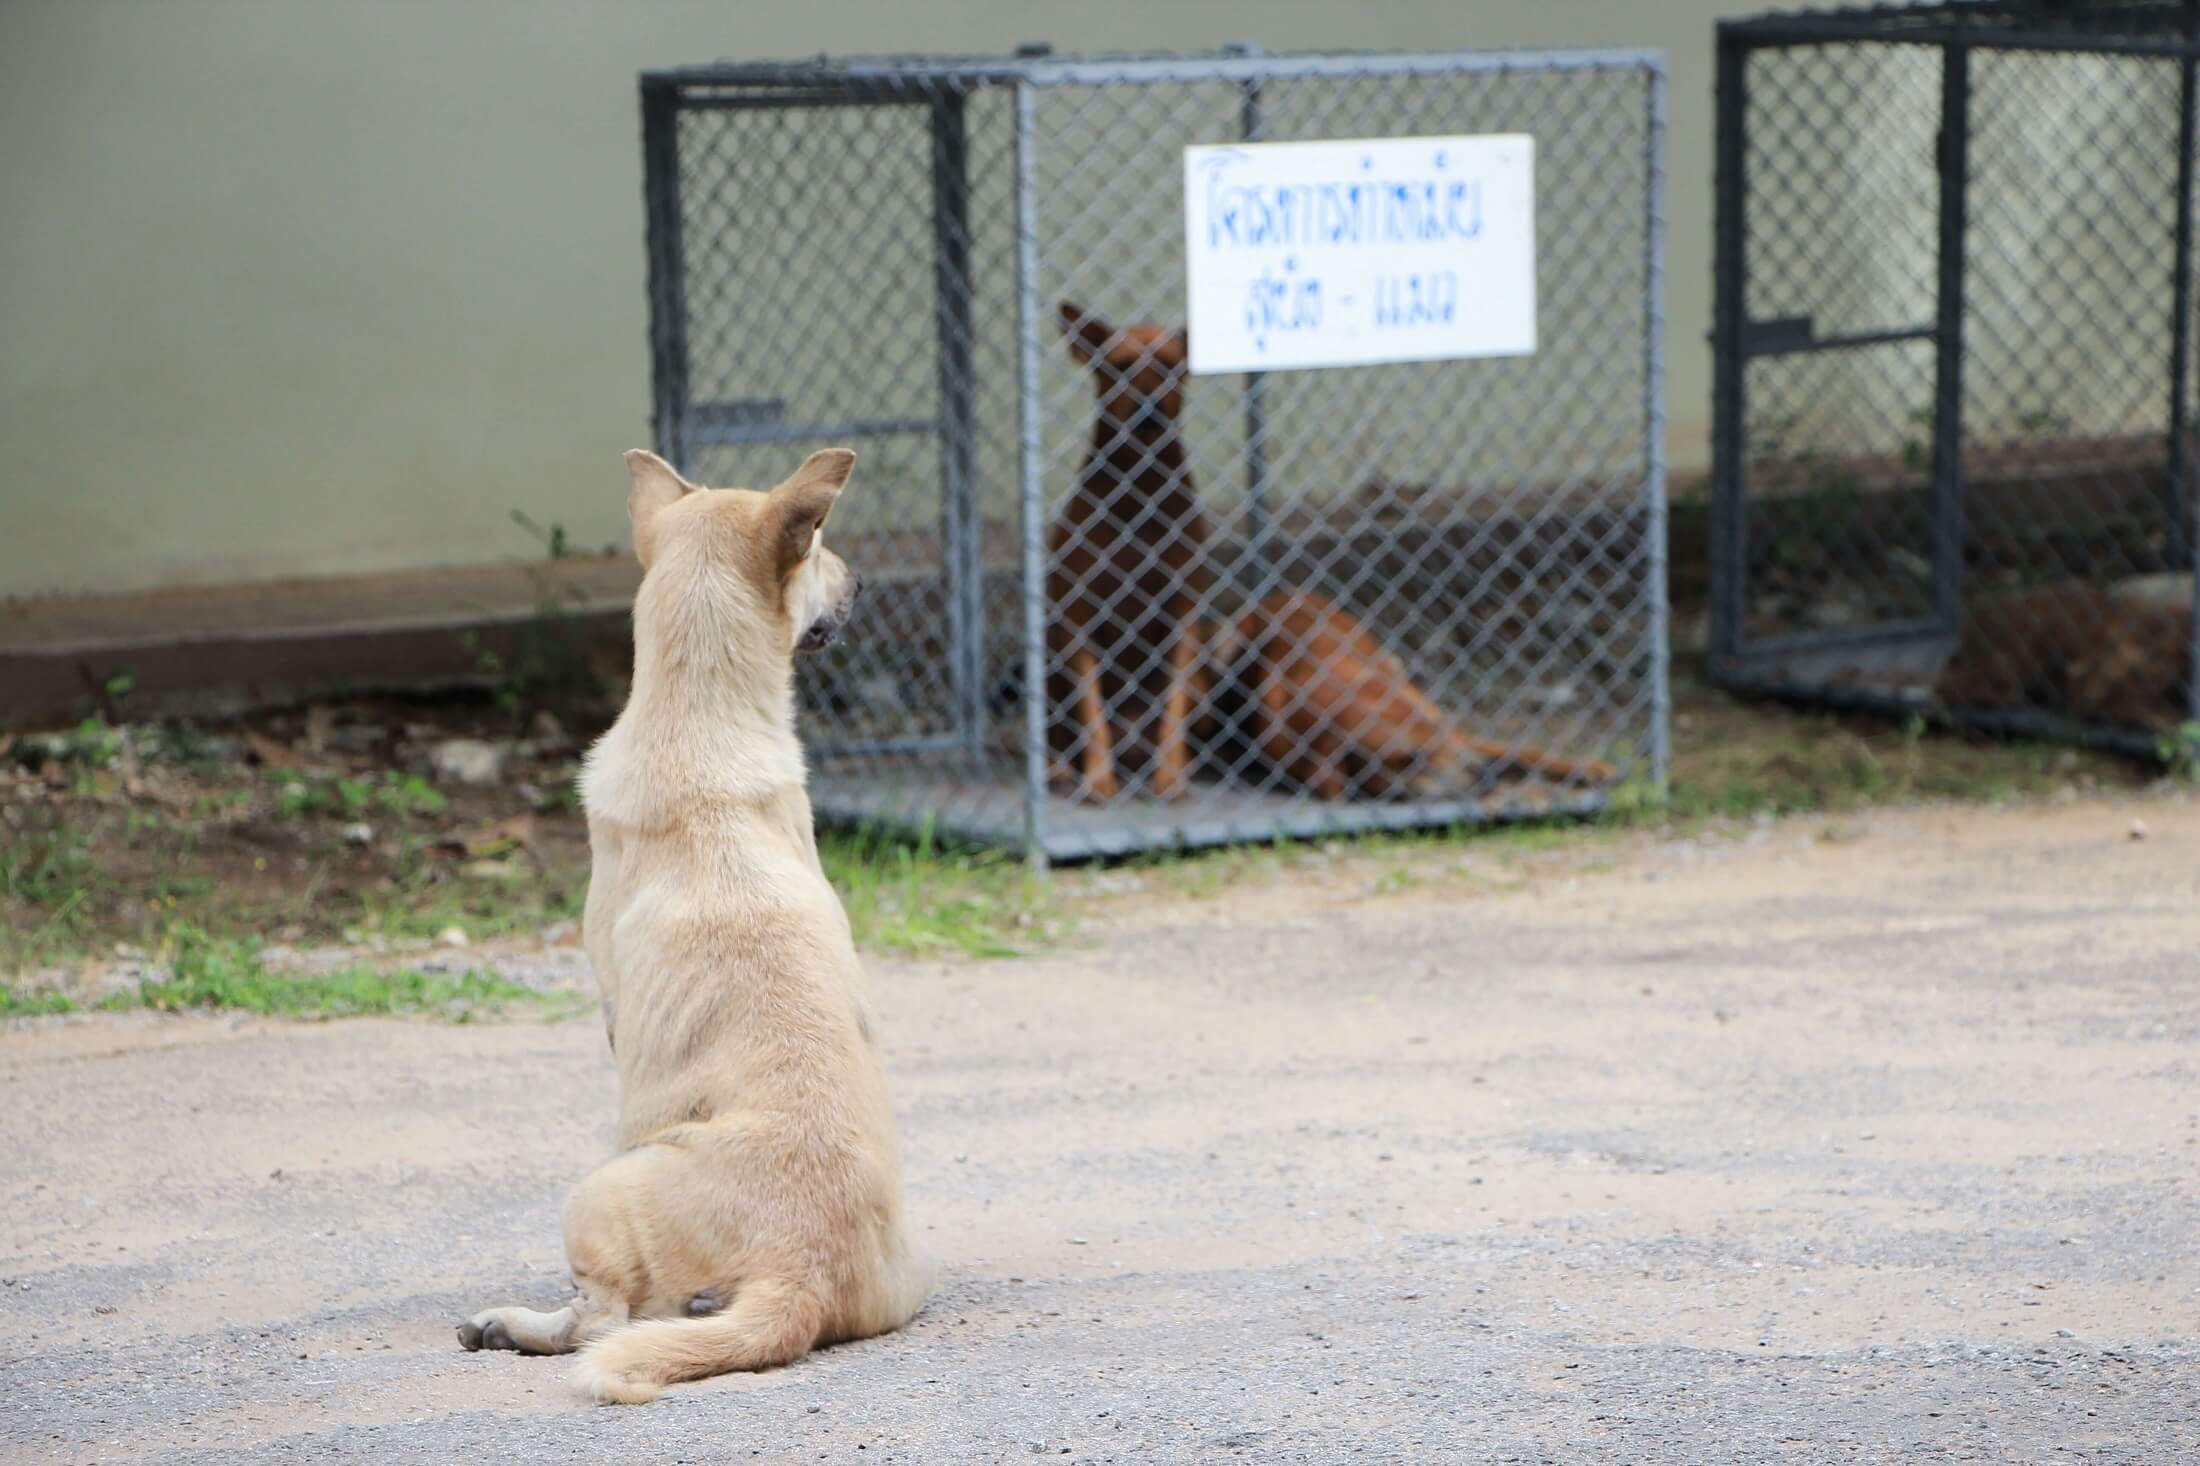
[{"x1": 1183, "y1": 134, "x2": 1536, "y2": 375}]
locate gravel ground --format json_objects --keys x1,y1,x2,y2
[{"x1": 3, "y1": 796, "x2": 2197, "y2": 1463}]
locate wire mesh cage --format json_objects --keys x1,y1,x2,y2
[
  {"x1": 1710, "y1": 2, "x2": 2200, "y2": 760},
  {"x1": 639, "y1": 46, "x2": 1668, "y2": 862}
]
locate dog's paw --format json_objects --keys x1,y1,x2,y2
[
  {"x1": 457, "y1": 1313, "x2": 517, "y2": 1352},
  {"x1": 1048, "y1": 774, "x2": 1120, "y2": 805}
]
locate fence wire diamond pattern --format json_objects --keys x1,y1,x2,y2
[{"x1": 642, "y1": 48, "x2": 1669, "y2": 861}]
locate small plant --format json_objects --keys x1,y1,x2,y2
[
  {"x1": 274, "y1": 772, "x2": 415, "y2": 822},
  {"x1": 2158, "y1": 721, "x2": 2200, "y2": 782},
  {"x1": 1901, "y1": 403, "x2": 1935, "y2": 472},
  {"x1": 100, "y1": 669, "x2": 138, "y2": 723},
  {"x1": 2, "y1": 826, "x2": 93, "y2": 905},
  {"x1": 274, "y1": 779, "x2": 324, "y2": 820},
  {"x1": 71, "y1": 717, "x2": 126, "y2": 768},
  {"x1": 377, "y1": 771, "x2": 448, "y2": 816},
  {"x1": 2014, "y1": 406, "x2": 2074, "y2": 437},
  {"x1": 510, "y1": 509, "x2": 573, "y2": 561}
]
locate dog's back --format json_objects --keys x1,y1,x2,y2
[
  {"x1": 461, "y1": 450, "x2": 929, "y2": 1405},
  {"x1": 1208, "y1": 590, "x2": 1619, "y2": 797}
]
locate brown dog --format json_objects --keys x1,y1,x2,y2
[
  {"x1": 1047, "y1": 301, "x2": 1211, "y2": 801},
  {"x1": 1047, "y1": 302, "x2": 1619, "y2": 802},
  {"x1": 1936, "y1": 581, "x2": 2194, "y2": 733},
  {"x1": 1208, "y1": 589, "x2": 1619, "y2": 798}
]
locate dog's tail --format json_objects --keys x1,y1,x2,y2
[
  {"x1": 1449, "y1": 733, "x2": 1619, "y2": 787},
  {"x1": 570, "y1": 1277, "x2": 824, "y2": 1406}
]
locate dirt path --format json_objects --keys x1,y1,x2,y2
[{"x1": 4, "y1": 797, "x2": 2197, "y2": 1463}]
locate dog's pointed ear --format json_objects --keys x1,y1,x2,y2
[
  {"x1": 625, "y1": 449, "x2": 697, "y2": 570},
  {"x1": 1059, "y1": 301, "x2": 1118, "y2": 366},
  {"x1": 770, "y1": 448, "x2": 854, "y2": 569}
]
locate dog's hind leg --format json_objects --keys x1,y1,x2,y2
[
  {"x1": 460, "y1": 1277, "x2": 629, "y2": 1356},
  {"x1": 1250, "y1": 664, "x2": 1350, "y2": 801},
  {"x1": 459, "y1": 1142, "x2": 667, "y2": 1358},
  {"x1": 1151, "y1": 630, "x2": 1198, "y2": 801}
]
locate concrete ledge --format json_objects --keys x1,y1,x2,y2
[{"x1": 1, "y1": 558, "x2": 641, "y2": 729}]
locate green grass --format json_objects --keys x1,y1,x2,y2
[
  {"x1": 2, "y1": 924, "x2": 580, "y2": 1021},
  {"x1": 822, "y1": 822, "x2": 1053, "y2": 958},
  {"x1": 0, "y1": 981, "x2": 81, "y2": 1018},
  {"x1": 273, "y1": 770, "x2": 448, "y2": 822},
  {"x1": 1652, "y1": 710, "x2": 2129, "y2": 825},
  {"x1": 2159, "y1": 721, "x2": 2200, "y2": 782},
  {"x1": 354, "y1": 841, "x2": 588, "y2": 946},
  {"x1": 2, "y1": 823, "x2": 104, "y2": 969},
  {"x1": 1100, "y1": 694, "x2": 2165, "y2": 906},
  {"x1": 6, "y1": 680, "x2": 2175, "y2": 1013}
]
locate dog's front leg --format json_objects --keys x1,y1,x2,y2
[
  {"x1": 1068, "y1": 645, "x2": 1119, "y2": 802},
  {"x1": 1152, "y1": 630, "x2": 1198, "y2": 802}
]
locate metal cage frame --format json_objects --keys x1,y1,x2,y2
[
  {"x1": 639, "y1": 46, "x2": 1669, "y2": 863},
  {"x1": 1709, "y1": 1, "x2": 2200, "y2": 757}
]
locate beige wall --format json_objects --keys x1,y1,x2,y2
[{"x1": 0, "y1": 0, "x2": 1750, "y2": 599}]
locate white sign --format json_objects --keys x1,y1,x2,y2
[{"x1": 1182, "y1": 133, "x2": 1537, "y2": 376}]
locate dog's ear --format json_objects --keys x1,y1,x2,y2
[
  {"x1": 625, "y1": 449, "x2": 697, "y2": 570},
  {"x1": 769, "y1": 448, "x2": 854, "y2": 569},
  {"x1": 1058, "y1": 301, "x2": 1118, "y2": 366}
]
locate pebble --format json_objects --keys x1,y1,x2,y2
[
  {"x1": 427, "y1": 738, "x2": 508, "y2": 787},
  {"x1": 2129, "y1": 819, "x2": 2148, "y2": 841}
]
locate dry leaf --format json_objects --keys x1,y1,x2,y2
[
  {"x1": 243, "y1": 730, "x2": 302, "y2": 770},
  {"x1": 439, "y1": 813, "x2": 537, "y2": 859}
]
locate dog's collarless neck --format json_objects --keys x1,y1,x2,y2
[{"x1": 1089, "y1": 430, "x2": 1189, "y2": 482}]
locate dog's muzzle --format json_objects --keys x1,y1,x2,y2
[{"x1": 797, "y1": 578, "x2": 861, "y2": 654}]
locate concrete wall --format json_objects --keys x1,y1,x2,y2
[{"x1": 0, "y1": 0, "x2": 1753, "y2": 599}]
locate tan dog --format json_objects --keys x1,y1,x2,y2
[{"x1": 458, "y1": 448, "x2": 931, "y2": 1404}]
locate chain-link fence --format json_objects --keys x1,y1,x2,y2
[
  {"x1": 640, "y1": 47, "x2": 1667, "y2": 862},
  {"x1": 1710, "y1": 2, "x2": 2200, "y2": 760}
]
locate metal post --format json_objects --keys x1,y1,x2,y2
[
  {"x1": 1235, "y1": 46, "x2": 1273, "y2": 576},
  {"x1": 2167, "y1": 42, "x2": 2196, "y2": 576},
  {"x1": 931, "y1": 91, "x2": 986, "y2": 762},
  {"x1": 1643, "y1": 58, "x2": 1671, "y2": 794},
  {"x1": 1709, "y1": 30, "x2": 1750, "y2": 663},
  {"x1": 1930, "y1": 44, "x2": 1972, "y2": 632},
  {"x1": 639, "y1": 77, "x2": 692, "y2": 474},
  {"x1": 1013, "y1": 81, "x2": 1051, "y2": 869},
  {"x1": 2180, "y1": 5, "x2": 2200, "y2": 721}
]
